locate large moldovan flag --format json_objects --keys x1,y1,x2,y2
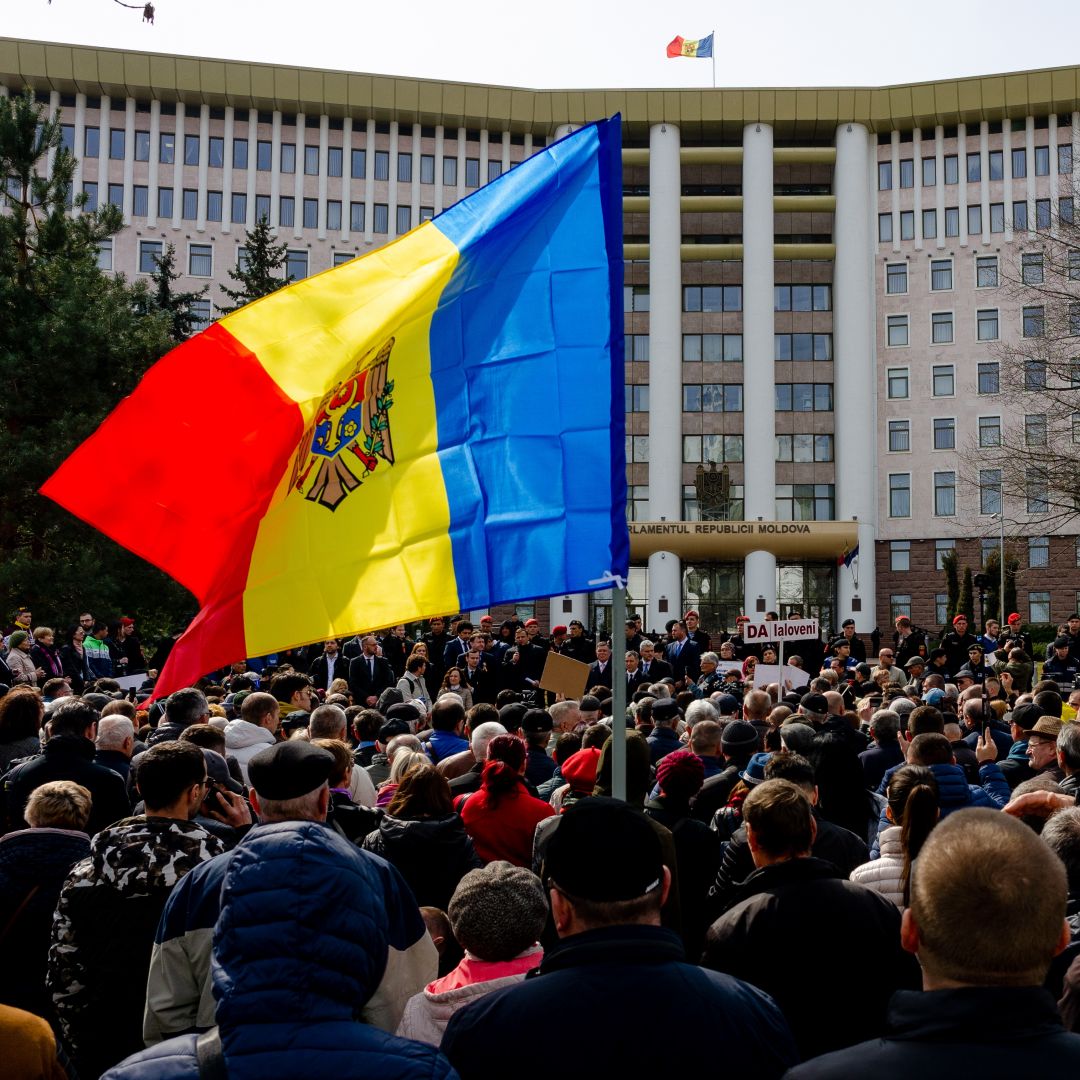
[{"x1": 43, "y1": 118, "x2": 628, "y2": 695}]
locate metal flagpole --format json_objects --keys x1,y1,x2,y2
[
  {"x1": 611, "y1": 584, "x2": 627, "y2": 801},
  {"x1": 711, "y1": 31, "x2": 717, "y2": 88}
]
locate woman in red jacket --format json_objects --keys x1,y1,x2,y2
[{"x1": 460, "y1": 735, "x2": 554, "y2": 866}]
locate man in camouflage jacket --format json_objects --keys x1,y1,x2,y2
[{"x1": 47, "y1": 742, "x2": 237, "y2": 1079}]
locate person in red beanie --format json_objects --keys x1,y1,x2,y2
[
  {"x1": 1000, "y1": 612, "x2": 1034, "y2": 661},
  {"x1": 460, "y1": 735, "x2": 554, "y2": 866},
  {"x1": 645, "y1": 749, "x2": 719, "y2": 958},
  {"x1": 550, "y1": 746, "x2": 601, "y2": 811}
]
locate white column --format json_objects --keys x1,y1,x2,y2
[
  {"x1": 979, "y1": 120, "x2": 990, "y2": 245},
  {"x1": 222, "y1": 106, "x2": 234, "y2": 235},
  {"x1": 501, "y1": 131, "x2": 511, "y2": 172},
  {"x1": 410, "y1": 122, "x2": 421, "y2": 228},
  {"x1": 1026, "y1": 116, "x2": 1036, "y2": 232},
  {"x1": 434, "y1": 125, "x2": 445, "y2": 214},
  {"x1": 524, "y1": 133, "x2": 533, "y2": 159},
  {"x1": 890, "y1": 130, "x2": 900, "y2": 252},
  {"x1": 934, "y1": 125, "x2": 945, "y2": 249},
  {"x1": 646, "y1": 121, "x2": 683, "y2": 631},
  {"x1": 45, "y1": 90, "x2": 60, "y2": 178},
  {"x1": 1049, "y1": 114, "x2": 1060, "y2": 234},
  {"x1": 479, "y1": 129, "x2": 489, "y2": 186},
  {"x1": 913, "y1": 128, "x2": 923, "y2": 251},
  {"x1": 342, "y1": 116, "x2": 353, "y2": 239},
  {"x1": 171, "y1": 101, "x2": 184, "y2": 229},
  {"x1": 833, "y1": 123, "x2": 878, "y2": 629},
  {"x1": 957, "y1": 122, "x2": 967, "y2": 248},
  {"x1": 742, "y1": 122, "x2": 777, "y2": 614},
  {"x1": 456, "y1": 126, "x2": 467, "y2": 202},
  {"x1": 293, "y1": 113, "x2": 305, "y2": 239},
  {"x1": 388, "y1": 120, "x2": 399, "y2": 234},
  {"x1": 317, "y1": 114, "x2": 329, "y2": 238},
  {"x1": 98, "y1": 94, "x2": 111, "y2": 210},
  {"x1": 196, "y1": 103, "x2": 209, "y2": 231},
  {"x1": 121, "y1": 97, "x2": 135, "y2": 220},
  {"x1": 245, "y1": 108, "x2": 258, "y2": 229},
  {"x1": 269, "y1": 110, "x2": 282, "y2": 232},
  {"x1": 363, "y1": 118, "x2": 375, "y2": 242},
  {"x1": 147, "y1": 98, "x2": 160, "y2": 227},
  {"x1": 72, "y1": 92, "x2": 86, "y2": 215},
  {"x1": 1003, "y1": 118, "x2": 1014, "y2": 242}
]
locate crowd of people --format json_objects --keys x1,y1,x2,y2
[{"x1": 1, "y1": 602, "x2": 1080, "y2": 1078}]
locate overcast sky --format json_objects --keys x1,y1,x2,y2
[{"x1": 8, "y1": 0, "x2": 1080, "y2": 90}]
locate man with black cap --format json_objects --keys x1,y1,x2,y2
[
  {"x1": 441, "y1": 797, "x2": 798, "y2": 1079},
  {"x1": 830, "y1": 619, "x2": 866, "y2": 663},
  {"x1": 143, "y1": 740, "x2": 436, "y2": 1046},
  {"x1": 1046, "y1": 637, "x2": 1080, "y2": 686}
]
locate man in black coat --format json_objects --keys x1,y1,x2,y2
[
  {"x1": 708, "y1": 753, "x2": 869, "y2": 918},
  {"x1": 938, "y1": 613, "x2": 979, "y2": 675},
  {"x1": 423, "y1": 616, "x2": 452, "y2": 697},
  {"x1": 347, "y1": 635, "x2": 396, "y2": 707},
  {"x1": 442, "y1": 798, "x2": 798, "y2": 1080},
  {"x1": 307, "y1": 639, "x2": 347, "y2": 691},
  {"x1": 787, "y1": 808, "x2": 1080, "y2": 1076},
  {"x1": 586, "y1": 639, "x2": 614, "y2": 691},
  {"x1": 702, "y1": 779, "x2": 919, "y2": 1061},
  {"x1": 4, "y1": 700, "x2": 130, "y2": 835},
  {"x1": 636, "y1": 639, "x2": 672, "y2": 684}
]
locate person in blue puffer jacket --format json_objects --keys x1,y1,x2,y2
[
  {"x1": 868, "y1": 730, "x2": 1008, "y2": 858},
  {"x1": 103, "y1": 820, "x2": 459, "y2": 1080}
]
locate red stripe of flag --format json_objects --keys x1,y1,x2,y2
[{"x1": 666, "y1": 36, "x2": 685, "y2": 58}]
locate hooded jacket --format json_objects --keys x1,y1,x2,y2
[
  {"x1": 223, "y1": 718, "x2": 277, "y2": 782},
  {"x1": 364, "y1": 814, "x2": 482, "y2": 911},
  {"x1": 144, "y1": 820, "x2": 436, "y2": 1045},
  {"x1": 48, "y1": 816, "x2": 224, "y2": 1080},
  {"x1": 849, "y1": 825, "x2": 906, "y2": 908},
  {"x1": 106, "y1": 821, "x2": 456, "y2": 1080}
]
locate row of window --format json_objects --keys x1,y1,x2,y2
[
  {"x1": 625, "y1": 333, "x2": 834, "y2": 364},
  {"x1": 880, "y1": 198, "x2": 1073, "y2": 242},
  {"x1": 878, "y1": 144, "x2": 1073, "y2": 191},
  {"x1": 84, "y1": 180, "x2": 429, "y2": 235},
  {"x1": 630, "y1": 284, "x2": 833, "y2": 315},
  {"x1": 627, "y1": 485, "x2": 838, "y2": 523},
  {"x1": 887, "y1": 468, "x2": 1050, "y2": 517},
  {"x1": 890, "y1": 590, "x2": 1059, "y2": 625},
  {"x1": 65, "y1": 126, "x2": 498, "y2": 186},
  {"x1": 884, "y1": 309, "x2": 1002, "y2": 347},
  {"x1": 125, "y1": 238, "x2": 325, "y2": 281},
  {"x1": 627, "y1": 433, "x2": 836, "y2": 465},
  {"x1": 891, "y1": 535, "x2": 1080, "y2": 576}
]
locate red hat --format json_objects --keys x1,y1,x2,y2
[
  {"x1": 683, "y1": 609, "x2": 699, "y2": 620},
  {"x1": 480, "y1": 615, "x2": 493, "y2": 624},
  {"x1": 552, "y1": 625, "x2": 567, "y2": 635},
  {"x1": 656, "y1": 749, "x2": 706, "y2": 801},
  {"x1": 560, "y1": 747, "x2": 601, "y2": 792},
  {"x1": 952, "y1": 614, "x2": 968, "y2": 624},
  {"x1": 525, "y1": 618, "x2": 538, "y2": 627},
  {"x1": 735, "y1": 614, "x2": 749, "y2": 624},
  {"x1": 1007, "y1": 613, "x2": 1021, "y2": 623},
  {"x1": 120, "y1": 617, "x2": 135, "y2": 626}
]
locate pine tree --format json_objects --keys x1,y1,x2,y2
[
  {"x1": 958, "y1": 566, "x2": 974, "y2": 626},
  {"x1": 218, "y1": 215, "x2": 288, "y2": 314},
  {"x1": 0, "y1": 89, "x2": 191, "y2": 631},
  {"x1": 941, "y1": 549, "x2": 960, "y2": 627},
  {"x1": 150, "y1": 243, "x2": 207, "y2": 342}
]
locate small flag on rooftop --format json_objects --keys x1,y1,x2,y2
[{"x1": 666, "y1": 33, "x2": 714, "y2": 59}]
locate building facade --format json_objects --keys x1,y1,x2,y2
[{"x1": 3, "y1": 37, "x2": 1079, "y2": 640}]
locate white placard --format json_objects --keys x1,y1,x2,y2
[
  {"x1": 112, "y1": 674, "x2": 146, "y2": 690},
  {"x1": 740, "y1": 618, "x2": 819, "y2": 641},
  {"x1": 752, "y1": 664, "x2": 810, "y2": 691}
]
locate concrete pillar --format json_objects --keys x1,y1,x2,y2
[
  {"x1": 317, "y1": 113, "x2": 329, "y2": 238},
  {"x1": 833, "y1": 122, "x2": 878, "y2": 630},
  {"x1": 147, "y1": 98, "x2": 160, "y2": 226},
  {"x1": 293, "y1": 113, "x2": 305, "y2": 239},
  {"x1": 222, "y1": 106, "x2": 234, "y2": 234},
  {"x1": 434, "y1": 125, "x2": 445, "y2": 214},
  {"x1": 646, "y1": 121, "x2": 683, "y2": 631},
  {"x1": 957, "y1": 122, "x2": 967, "y2": 247},
  {"x1": 72, "y1": 92, "x2": 86, "y2": 215},
  {"x1": 934, "y1": 124, "x2": 945, "y2": 249},
  {"x1": 742, "y1": 121, "x2": 777, "y2": 613},
  {"x1": 270, "y1": 110, "x2": 282, "y2": 233},
  {"x1": 170, "y1": 100, "x2": 183, "y2": 230},
  {"x1": 979, "y1": 120, "x2": 990, "y2": 245},
  {"x1": 1003, "y1": 118, "x2": 1013, "y2": 242},
  {"x1": 341, "y1": 116, "x2": 353, "y2": 240},
  {"x1": 196, "y1": 103, "x2": 209, "y2": 231},
  {"x1": 245, "y1": 108, "x2": 258, "y2": 230}
]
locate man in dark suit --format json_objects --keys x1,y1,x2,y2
[
  {"x1": 665, "y1": 620, "x2": 702, "y2": 688},
  {"x1": 636, "y1": 639, "x2": 672, "y2": 684},
  {"x1": 442, "y1": 620, "x2": 473, "y2": 671},
  {"x1": 379, "y1": 625, "x2": 409, "y2": 679},
  {"x1": 422, "y1": 615, "x2": 452, "y2": 697},
  {"x1": 308, "y1": 639, "x2": 346, "y2": 691},
  {"x1": 348, "y1": 635, "x2": 396, "y2": 707},
  {"x1": 587, "y1": 640, "x2": 614, "y2": 691},
  {"x1": 625, "y1": 650, "x2": 649, "y2": 694},
  {"x1": 512, "y1": 626, "x2": 547, "y2": 683},
  {"x1": 684, "y1": 610, "x2": 711, "y2": 652}
]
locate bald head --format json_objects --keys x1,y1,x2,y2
[
  {"x1": 824, "y1": 691, "x2": 844, "y2": 716},
  {"x1": 241, "y1": 691, "x2": 280, "y2": 732}
]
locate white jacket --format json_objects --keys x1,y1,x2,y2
[
  {"x1": 222, "y1": 719, "x2": 277, "y2": 783},
  {"x1": 849, "y1": 825, "x2": 905, "y2": 908}
]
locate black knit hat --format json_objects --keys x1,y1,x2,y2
[
  {"x1": 544, "y1": 797, "x2": 662, "y2": 902},
  {"x1": 448, "y1": 861, "x2": 547, "y2": 961}
]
